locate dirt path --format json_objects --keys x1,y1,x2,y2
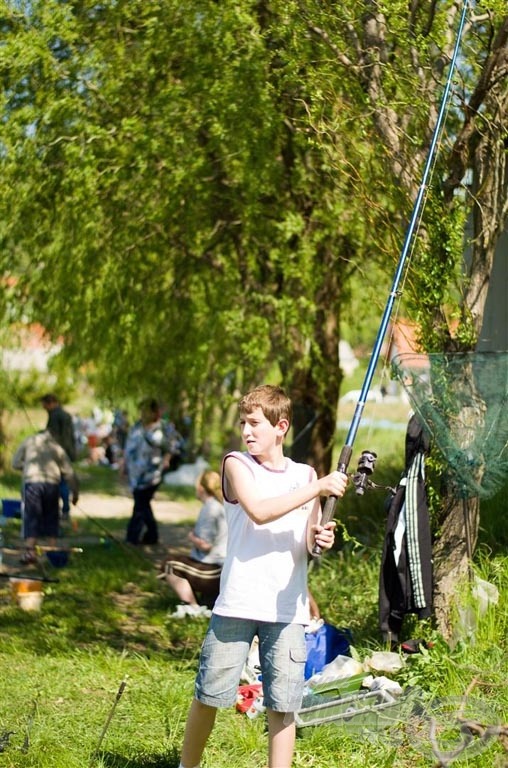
[
  {"x1": 75, "y1": 490, "x2": 200, "y2": 524},
  {"x1": 73, "y1": 490, "x2": 201, "y2": 551}
]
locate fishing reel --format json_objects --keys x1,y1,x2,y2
[
  {"x1": 350, "y1": 450, "x2": 396, "y2": 495},
  {"x1": 351, "y1": 450, "x2": 378, "y2": 495}
]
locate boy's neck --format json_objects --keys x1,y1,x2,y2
[{"x1": 254, "y1": 444, "x2": 286, "y2": 470}]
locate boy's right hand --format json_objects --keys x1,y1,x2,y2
[{"x1": 318, "y1": 470, "x2": 348, "y2": 498}]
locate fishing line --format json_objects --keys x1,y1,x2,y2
[
  {"x1": 73, "y1": 498, "x2": 156, "y2": 568},
  {"x1": 314, "y1": 0, "x2": 472, "y2": 556}
]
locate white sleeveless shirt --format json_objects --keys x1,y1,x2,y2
[{"x1": 213, "y1": 451, "x2": 315, "y2": 624}]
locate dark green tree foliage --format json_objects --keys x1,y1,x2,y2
[{"x1": 0, "y1": 1, "x2": 506, "y2": 480}]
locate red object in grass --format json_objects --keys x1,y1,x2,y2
[{"x1": 236, "y1": 684, "x2": 263, "y2": 713}]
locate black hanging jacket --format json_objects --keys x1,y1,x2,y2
[{"x1": 379, "y1": 414, "x2": 432, "y2": 643}]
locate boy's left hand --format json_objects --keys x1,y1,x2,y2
[{"x1": 311, "y1": 521, "x2": 336, "y2": 551}]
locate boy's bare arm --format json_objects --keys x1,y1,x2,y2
[{"x1": 225, "y1": 457, "x2": 347, "y2": 525}]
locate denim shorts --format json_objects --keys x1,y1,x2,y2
[{"x1": 195, "y1": 614, "x2": 306, "y2": 712}]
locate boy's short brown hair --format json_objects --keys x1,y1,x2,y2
[{"x1": 239, "y1": 385, "x2": 292, "y2": 427}]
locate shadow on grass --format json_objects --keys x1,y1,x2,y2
[
  {"x1": 98, "y1": 746, "x2": 180, "y2": 767},
  {"x1": 0, "y1": 525, "x2": 207, "y2": 661}
]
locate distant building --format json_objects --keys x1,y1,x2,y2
[
  {"x1": 2, "y1": 323, "x2": 61, "y2": 373},
  {"x1": 339, "y1": 340, "x2": 359, "y2": 376}
]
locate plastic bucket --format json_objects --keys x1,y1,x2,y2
[
  {"x1": 1, "y1": 499, "x2": 22, "y2": 518},
  {"x1": 46, "y1": 550, "x2": 69, "y2": 568},
  {"x1": 10, "y1": 578, "x2": 44, "y2": 611},
  {"x1": 17, "y1": 591, "x2": 44, "y2": 611}
]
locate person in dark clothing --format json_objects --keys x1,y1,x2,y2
[
  {"x1": 124, "y1": 399, "x2": 172, "y2": 546},
  {"x1": 41, "y1": 393, "x2": 77, "y2": 520}
]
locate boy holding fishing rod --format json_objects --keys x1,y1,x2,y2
[{"x1": 178, "y1": 384, "x2": 348, "y2": 768}]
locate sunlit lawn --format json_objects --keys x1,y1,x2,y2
[{"x1": 0, "y1": 409, "x2": 507, "y2": 767}]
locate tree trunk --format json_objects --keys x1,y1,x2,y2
[
  {"x1": 288, "y1": 348, "x2": 342, "y2": 479},
  {"x1": 432, "y1": 494, "x2": 480, "y2": 640},
  {"x1": 430, "y1": 359, "x2": 487, "y2": 639},
  {"x1": 288, "y1": 246, "x2": 343, "y2": 478},
  {"x1": 289, "y1": 381, "x2": 319, "y2": 466}
]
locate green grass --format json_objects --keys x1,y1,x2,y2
[
  {"x1": 1, "y1": 404, "x2": 507, "y2": 767},
  {"x1": 1, "y1": 486, "x2": 507, "y2": 767}
]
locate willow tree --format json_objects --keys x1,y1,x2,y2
[
  {"x1": 0, "y1": 1, "x2": 275, "y2": 431},
  {"x1": 1, "y1": 2, "x2": 507, "y2": 631}
]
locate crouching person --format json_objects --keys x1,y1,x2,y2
[{"x1": 12, "y1": 429, "x2": 79, "y2": 564}]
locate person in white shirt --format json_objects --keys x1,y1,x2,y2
[
  {"x1": 178, "y1": 384, "x2": 348, "y2": 768},
  {"x1": 160, "y1": 469, "x2": 227, "y2": 617}
]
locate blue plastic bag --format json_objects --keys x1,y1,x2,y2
[{"x1": 304, "y1": 623, "x2": 353, "y2": 679}]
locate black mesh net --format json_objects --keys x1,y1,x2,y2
[{"x1": 391, "y1": 351, "x2": 508, "y2": 500}]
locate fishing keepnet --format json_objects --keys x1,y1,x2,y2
[{"x1": 391, "y1": 352, "x2": 508, "y2": 500}]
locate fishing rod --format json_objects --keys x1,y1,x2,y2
[
  {"x1": 73, "y1": 499, "x2": 157, "y2": 568},
  {"x1": 3, "y1": 545, "x2": 83, "y2": 554},
  {"x1": 0, "y1": 572, "x2": 59, "y2": 583},
  {"x1": 313, "y1": 0, "x2": 471, "y2": 556}
]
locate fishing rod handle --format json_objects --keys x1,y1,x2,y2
[
  {"x1": 312, "y1": 445, "x2": 352, "y2": 558},
  {"x1": 311, "y1": 494, "x2": 338, "y2": 558}
]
